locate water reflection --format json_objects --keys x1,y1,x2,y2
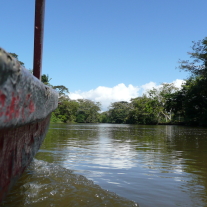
[
  {"x1": 76, "y1": 126, "x2": 138, "y2": 169},
  {"x1": 46, "y1": 124, "x2": 207, "y2": 207},
  {"x1": 2, "y1": 123, "x2": 207, "y2": 207}
]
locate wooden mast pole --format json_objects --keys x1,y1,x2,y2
[{"x1": 33, "y1": 0, "x2": 46, "y2": 80}]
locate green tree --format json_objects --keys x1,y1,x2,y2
[
  {"x1": 129, "y1": 95, "x2": 157, "y2": 124},
  {"x1": 41, "y1": 75, "x2": 70, "y2": 101},
  {"x1": 53, "y1": 85, "x2": 69, "y2": 101},
  {"x1": 165, "y1": 77, "x2": 207, "y2": 125},
  {"x1": 76, "y1": 99, "x2": 101, "y2": 123},
  {"x1": 41, "y1": 74, "x2": 52, "y2": 86},
  {"x1": 147, "y1": 83, "x2": 179, "y2": 123},
  {"x1": 40, "y1": 74, "x2": 71, "y2": 123},
  {"x1": 178, "y1": 37, "x2": 207, "y2": 76},
  {"x1": 99, "y1": 111, "x2": 111, "y2": 123},
  {"x1": 166, "y1": 37, "x2": 207, "y2": 125},
  {"x1": 54, "y1": 99, "x2": 79, "y2": 123},
  {"x1": 108, "y1": 101, "x2": 131, "y2": 123}
]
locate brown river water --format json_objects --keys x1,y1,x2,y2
[{"x1": 1, "y1": 123, "x2": 207, "y2": 207}]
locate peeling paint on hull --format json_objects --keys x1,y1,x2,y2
[{"x1": 0, "y1": 48, "x2": 58, "y2": 202}]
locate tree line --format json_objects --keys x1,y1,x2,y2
[
  {"x1": 104, "y1": 37, "x2": 207, "y2": 126},
  {"x1": 10, "y1": 37, "x2": 207, "y2": 126}
]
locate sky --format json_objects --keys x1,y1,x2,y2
[{"x1": 1, "y1": 0, "x2": 206, "y2": 111}]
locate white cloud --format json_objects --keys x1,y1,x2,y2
[
  {"x1": 172, "y1": 79, "x2": 186, "y2": 88},
  {"x1": 70, "y1": 83, "x2": 140, "y2": 111},
  {"x1": 140, "y1": 81, "x2": 158, "y2": 94},
  {"x1": 70, "y1": 79, "x2": 185, "y2": 111},
  {"x1": 140, "y1": 79, "x2": 186, "y2": 94}
]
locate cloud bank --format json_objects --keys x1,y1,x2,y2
[
  {"x1": 70, "y1": 84, "x2": 139, "y2": 111},
  {"x1": 140, "y1": 79, "x2": 185, "y2": 93},
  {"x1": 70, "y1": 79, "x2": 185, "y2": 111}
]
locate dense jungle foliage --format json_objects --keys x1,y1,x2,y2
[
  {"x1": 49, "y1": 37, "x2": 207, "y2": 126},
  {"x1": 10, "y1": 37, "x2": 207, "y2": 126}
]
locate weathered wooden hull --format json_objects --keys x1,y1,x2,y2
[
  {"x1": 0, "y1": 114, "x2": 51, "y2": 202},
  {"x1": 0, "y1": 48, "x2": 58, "y2": 202}
]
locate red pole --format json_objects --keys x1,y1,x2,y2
[{"x1": 33, "y1": 0, "x2": 46, "y2": 80}]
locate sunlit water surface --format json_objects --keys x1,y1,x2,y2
[{"x1": 1, "y1": 124, "x2": 207, "y2": 207}]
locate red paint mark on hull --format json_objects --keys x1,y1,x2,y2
[
  {"x1": 0, "y1": 92, "x2": 6, "y2": 107},
  {"x1": 0, "y1": 91, "x2": 36, "y2": 122},
  {"x1": 0, "y1": 114, "x2": 51, "y2": 203}
]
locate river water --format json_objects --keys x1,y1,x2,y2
[{"x1": 1, "y1": 123, "x2": 207, "y2": 207}]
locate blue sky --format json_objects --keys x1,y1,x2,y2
[{"x1": 1, "y1": 0, "x2": 206, "y2": 110}]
